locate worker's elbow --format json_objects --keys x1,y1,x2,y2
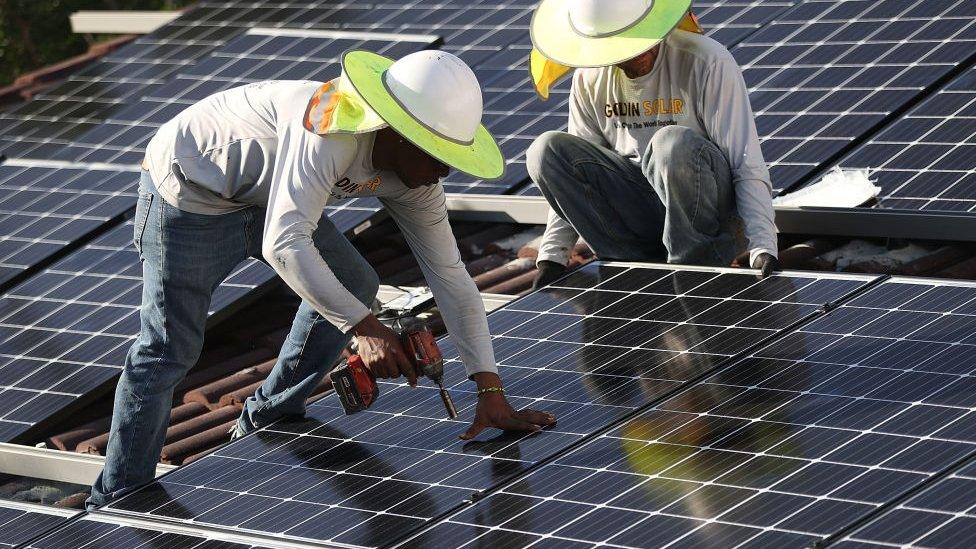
[{"x1": 262, "y1": 237, "x2": 293, "y2": 274}]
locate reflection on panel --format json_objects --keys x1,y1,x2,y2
[
  {"x1": 103, "y1": 263, "x2": 874, "y2": 547},
  {"x1": 409, "y1": 277, "x2": 976, "y2": 547}
]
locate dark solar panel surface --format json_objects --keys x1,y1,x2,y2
[
  {"x1": 0, "y1": 162, "x2": 137, "y2": 288},
  {"x1": 102, "y1": 263, "x2": 875, "y2": 548},
  {"x1": 37, "y1": 30, "x2": 435, "y2": 232},
  {"x1": 838, "y1": 459, "x2": 976, "y2": 548},
  {"x1": 0, "y1": 504, "x2": 73, "y2": 548},
  {"x1": 3, "y1": 0, "x2": 802, "y2": 197},
  {"x1": 44, "y1": 30, "x2": 436, "y2": 166},
  {"x1": 406, "y1": 277, "x2": 976, "y2": 548},
  {"x1": 24, "y1": 516, "x2": 273, "y2": 549},
  {"x1": 737, "y1": 0, "x2": 976, "y2": 194},
  {"x1": 0, "y1": 47, "x2": 195, "y2": 162},
  {"x1": 0, "y1": 222, "x2": 274, "y2": 441},
  {"x1": 820, "y1": 65, "x2": 976, "y2": 213}
]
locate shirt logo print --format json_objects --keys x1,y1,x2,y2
[
  {"x1": 334, "y1": 175, "x2": 383, "y2": 196},
  {"x1": 604, "y1": 98, "x2": 685, "y2": 118}
]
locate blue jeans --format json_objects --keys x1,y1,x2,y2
[
  {"x1": 88, "y1": 172, "x2": 378, "y2": 509},
  {"x1": 527, "y1": 126, "x2": 739, "y2": 266}
]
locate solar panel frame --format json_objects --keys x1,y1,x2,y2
[
  {"x1": 403, "y1": 275, "x2": 976, "y2": 548},
  {"x1": 100, "y1": 262, "x2": 879, "y2": 548},
  {"x1": 0, "y1": 500, "x2": 76, "y2": 548},
  {"x1": 23, "y1": 513, "x2": 281, "y2": 549}
]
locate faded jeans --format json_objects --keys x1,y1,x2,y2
[
  {"x1": 88, "y1": 171, "x2": 378, "y2": 509},
  {"x1": 528, "y1": 125, "x2": 739, "y2": 266}
]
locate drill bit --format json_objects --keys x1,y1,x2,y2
[{"x1": 438, "y1": 382, "x2": 458, "y2": 418}]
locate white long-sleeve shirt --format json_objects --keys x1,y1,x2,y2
[
  {"x1": 144, "y1": 80, "x2": 496, "y2": 377},
  {"x1": 538, "y1": 30, "x2": 778, "y2": 268}
]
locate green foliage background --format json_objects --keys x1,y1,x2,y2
[{"x1": 0, "y1": 1, "x2": 196, "y2": 86}]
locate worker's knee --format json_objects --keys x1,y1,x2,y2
[
  {"x1": 526, "y1": 131, "x2": 578, "y2": 187},
  {"x1": 649, "y1": 125, "x2": 703, "y2": 161},
  {"x1": 645, "y1": 126, "x2": 710, "y2": 186}
]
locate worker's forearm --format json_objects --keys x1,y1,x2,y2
[{"x1": 734, "y1": 178, "x2": 778, "y2": 261}]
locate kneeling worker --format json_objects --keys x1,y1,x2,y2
[
  {"x1": 527, "y1": 0, "x2": 780, "y2": 289},
  {"x1": 89, "y1": 50, "x2": 555, "y2": 508}
]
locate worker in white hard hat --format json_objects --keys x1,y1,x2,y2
[
  {"x1": 88, "y1": 50, "x2": 556, "y2": 509},
  {"x1": 527, "y1": 0, "x2": 780, "y2": 289}
]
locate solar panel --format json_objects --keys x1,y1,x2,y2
[
  {"x1": 100, "y1": 263, "x2": 876, "y2": 547},
  {"x1": 0, "y1": 502, "x2": 74, "y2": 548},
  {"x1": 24, "y1": 515, "x2": 274, "y2": 549},
  {"x1": 737, "y1": 0, "x2": 976, "y2": 194},
  {"x1": 42, "y1": 28, "x2": 439, "y2": 166},
  {"x1": 0, "y1": 222, "x2": 274, "y2": 441},
  {"x1": 838, "y1": 459, "x2": 976, "y2": 548},
  {"x1": 0, "y1": 160, "x2": 138, "y2": 290},
  {"x1": 21, "y1": 29, "x2": 437, "y2": 238},
  {"x1": 0, "y1": 26, "x2": 215, "y2": 162},
  {"x1": 406, "y1": 276, "x2": 976, "y2": 547},
  {"x1": 695, "y1": 1, "x2": 800, "y2": 46},
  {"x1": 818, "y1": 65, "x2": 976, "y2": 213}
]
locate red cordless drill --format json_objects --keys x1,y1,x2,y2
[{"x1": 329, "y1": 316, "x2": 458, "y2": 418}]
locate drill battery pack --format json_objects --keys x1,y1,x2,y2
[{"x1": 330, "y1": 355, "x2": 379, "y2": 415}]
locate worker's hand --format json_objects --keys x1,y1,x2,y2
[
  {"x1": 460, "y1": 373, "x2": 556, "y2": 440},
  {"x1": 532, "y1": 260, "x2": 567, "y2": 291},
  {"x1": 352, "y1": 315, "x2": 418, "y2": 386},
  {"x1": 751, "y1": 252, "x2": 780, "y2": 278}
]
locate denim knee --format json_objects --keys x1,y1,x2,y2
[
  {"x1": 645, "y1": 126, "x2": 706, "y2": 183},
  {"x1": 527, "y1": 130, "x2": 575, "y2": 189}
]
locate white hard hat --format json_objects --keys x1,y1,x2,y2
[
  {"x1": 384, "y1": 50, "x2": 484, "y2": 145},
  {"x1": 570, "y1": 0, "x2": 654, "y2": 37},
  {"x1": 338, "y1": 49, "x2": 504, "y2": 179},
  {"x1": 531, "y1": 0, "x2": 692, "y2": 68}
]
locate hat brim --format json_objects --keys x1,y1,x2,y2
[
  {"x1": 531, "y1": 0, "x2": 692, "y2": 68},
  {"x1": 341, "y1": 50, "x2": 505, "y2": 181}
]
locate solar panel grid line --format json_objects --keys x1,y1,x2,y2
[
  {"x1": 98, "y1": 263, "x2": 879, "y2": 548},
  {"x1": 736, "y1": 0, "x2": 976, "y2": 194},
  {"x1": 403, "y1": 275, "x2": 976, "y2": 548},
  {"x1": 41, "y1": 31, "x2": 439, "y2": 167},
  {"x1": 834, "y1": 455, "x2": 976, "y2": 548},
  {"x1": 0, "y1": 161, "x2": 141, "y2": 291},
  {"x1": 824, "y1": 65, "x2": 976, "y2": 214},
  {"x1": 0, "y1": 36, "x2": 206, "y2": 161},
  {"x1": 0, "y1": 221, "x2": 276, "y2": 442}
]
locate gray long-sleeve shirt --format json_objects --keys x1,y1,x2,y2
[
  {"x1": 538, "y1": 30, "x2": 778, "y2": 268},
  {"x1": 144, "y1": 80, "x2": 496, "y2": 377}
]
